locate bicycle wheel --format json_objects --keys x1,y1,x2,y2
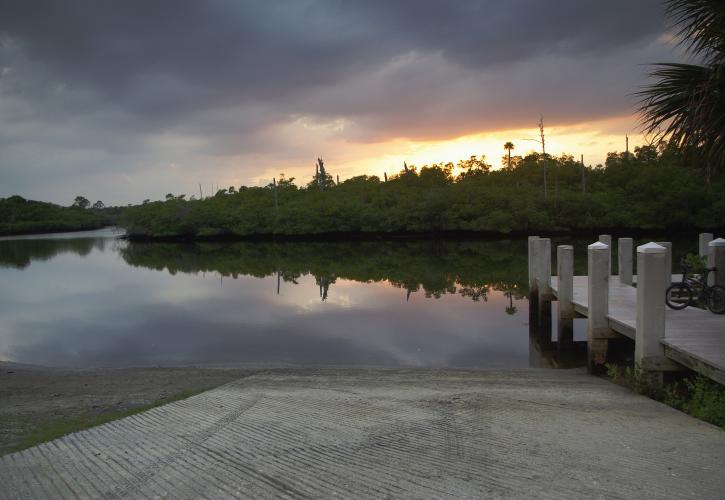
[
  {"x1": 706, "y1": 285, "x2": 725, "y2": 314},
  {"x1": 666, "y1": 283, "x2": 692, "y2": 310}
]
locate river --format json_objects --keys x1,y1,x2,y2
[{"x1": 0, "y1": 228, "x2": 695, "y2": 369}]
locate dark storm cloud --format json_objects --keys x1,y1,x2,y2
[
  {"x1": 0, "y1": 0, "x2": 669, "y2": 202},
  {"x1": 1, "y1": 0, "x2": 665, "y2": 125}
]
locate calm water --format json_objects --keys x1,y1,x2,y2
[{"x1": 0, "y1": 229, "x2": 696, "y2": 369}]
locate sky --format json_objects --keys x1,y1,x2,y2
[{"x1": 0, "y1": 0, "x2": 682, "y2": 206}]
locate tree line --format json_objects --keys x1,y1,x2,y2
[
  {"x1": 0, "y1": 195, "x2": 108, "y2": 236},
  {"x1": 120, "y1": 141, "x2": 724, "y2": 239}
]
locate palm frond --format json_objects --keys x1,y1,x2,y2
[
  {"x1": 638, "y1": 1, "x2": 725, "y2": 178},
  {"x1": 639, "y1": 62, "x2": 725, "y2": 172},
  {"x1": 667, "y1": 0, "x2": 725, "y2": 62}
]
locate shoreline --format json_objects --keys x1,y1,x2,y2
[
  {"x1": 2, "y1": 224, "x2": 721, "y2": 242},
  {"x1": 123, "y1": 226, "x2": 722, "y2": 243},
  {"x1": 0, "y1": 362, "x2": 257, "y2": 456}
]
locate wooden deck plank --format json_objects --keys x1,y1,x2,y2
[{"x1": 550, "y1": 274, "x2": 725, "y2": 380}]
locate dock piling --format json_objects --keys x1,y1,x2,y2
[
  {"x1": 587, "y1": 241, "x2": 611, "y2": 371},
  {"x1": 617, "y1": 238, "x2": 633, "y2": 285},
  {"x1": 528, "y1": 236, "x2": 540, "y2": 330},
  {"x1": 535, "y1": 238, "x2": 552, "y2": 299},
  {"x1": 598, "y1": 234, "x2": 612, "y2": 275},
  {"x1": 635, "y1": 242, "x2": 668, "y2": 375},
  {"x1": 536, "y1": 238, "x2": 553, "y2": 344},
  {"x1": 557, "y1": 245, "x2": 574, "y2": 345},
  {"x1": 528, "y1": 236, "x2": 539, "y2": 293},
  {"x1": 656, "y1": 241, "x2": 673, "y2": 285},
  {"x1": 710, "y1": 238, "x2": 725, "y2": 287},
  {"x1": 699, "y1": 233, "x2": 714, "y2": 258}
]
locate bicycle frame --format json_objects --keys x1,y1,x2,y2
[{"x1": 679, "y1": 264, "x2": 714, "y2": 303}]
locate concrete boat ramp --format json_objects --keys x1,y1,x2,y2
[{"x1": 2, "y1": 369, "x2": 725, "y2": 499}]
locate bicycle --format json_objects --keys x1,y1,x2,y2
[{"x1": 665, "y1": 261, "x2": 725, "y2": 314}]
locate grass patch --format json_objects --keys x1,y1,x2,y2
[
  {"x1": 664, "y1": 377, "x2": 725, "y2": 427},
  {"x1": 3, "y1": 388, "x2": 207, "y2": 456},
  {"x1": 606, "y1": 363, "x2": 725, "y2": 429}
]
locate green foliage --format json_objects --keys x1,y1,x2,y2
[
  {"x1": 668, "y1": 376, "x2": 725, "y2": 428},
  {"x1": 683, "y1": 252, "x2": 707, "y2": 274},
  {"x1": 0, "y1": 196, "x2": 107, "y2": 236},
  {"x1": 72, "y1": 195, "x2": 90, "y2": 209},
  {"x1": 121, "y1": 146, "x2": 725, "y2": 238},
  {"x1": 605, "y1": 363, "x2": 665, "y2": 400},
  {"x1": 308, "y1": 157, "x2": 335, "y2": 189},
  {"x1": 607, "y1": 362, "x2": 725, "y2": 429}
]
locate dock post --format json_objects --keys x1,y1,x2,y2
[
  {"x1": 618, "y1": 238, "x2": 633, "y2": 286},
  {"x1": 536, "y1": 238, "x2": 552, "y2": 345},
  {"x1": 528, "y1": 236, "x2": 540, "y2": 293},
  {"x1": 710, "y1": 238, "x2": 725, "y2": 287},
  {"x1": 587, "y1": 241, "x2": 610, "y2": 372},
  {"x1": 535, "y1": 238, "x2": 552, "y2": 299},
  {"x1": 656, "y1": 242, "x2": 673, "y2": 285},
  {"x1": 557, "y1": 245, "x2": 574, "y2": 345},
  {"x1": 635, "y1": 242, "x2": 668, "y2": 376},
  {"x1": 598, "y1": 234, "x2": 612, "y2": 275},
  {"x1": 528, "y1": 236, "x2": 540, "y2": 330},
  {"x1": 700, "y1": 233, "x2": 714, "y2": 258}
]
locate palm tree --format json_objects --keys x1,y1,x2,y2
[
  {"x1": 638, "y1": 0, "x2": 725, "y2": 182},
  {"x1": 504, "y1": 141, "x2": 515, "y2": 170}
]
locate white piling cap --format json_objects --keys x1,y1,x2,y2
[
  {"x1": 588, "y1": 241, "x2": 608, "y2": 250},
  {"x1": 709, "y1": 237, "x2": 725, "y2": 247},
  {"x1": 637, "y1": 242, "x2": 666, "y2": 254}
]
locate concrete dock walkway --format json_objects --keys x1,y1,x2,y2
[
  {"x1": 550, "y1": 275, "x2": 725, "y2": 384},
  {"x1": 2, "y1": 369, "x2": 724, "y2": 498}
]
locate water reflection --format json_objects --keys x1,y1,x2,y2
[
  {"x1": 0, "y1": 228, "x2": 124, "y2": 269},
  {"x1": 0, "y1": 234, "x2": 579, "y2": 369},
  {"x1": 119, "y1": 240, "x2": 530, "y2": 310},
  {"x1": 0, "y1": 238, "x2": 106, "y2": 269}
]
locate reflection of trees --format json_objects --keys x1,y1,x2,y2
[
  {"x1": 315, "y1": 274, "x2": 336, "y2": 301},
  {"x1": 120, "y1": 239, "x2": 530, "y2": 305},
  {"x1": 0, "y1": 238, "x2": 106, "y2": 269},
  {"x1": 496, "y1": 281, "x2": 523, "y2": 315},
  {"x1": 423, "y1": 285, "x2": 457, "y2": 299},
  {"x1": 457, "y1": 281, "x2": 524, "y2": 314},
  {"x1": 505, "y1": 292, "x2": 517, "y2": 315},
  {"x1": 458, "y1": 285, "x2": 489, "y2": 302}
]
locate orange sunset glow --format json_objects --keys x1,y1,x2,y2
[
  {"x1": 247, "y1": 114, "x2": 647, "y2": 187},
  {"x1": 1, "y1": 0, "x2": 675, "y2": 204}
]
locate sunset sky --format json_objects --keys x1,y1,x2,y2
[{"x1": 0, "y1": 0, "x2": 684, "y2": 205}]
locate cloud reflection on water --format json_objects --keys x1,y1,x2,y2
[{"x1": 0, "y1": 236, "x2": 534, "y2": 368}]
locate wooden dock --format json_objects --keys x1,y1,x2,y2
[
  {"x1": 551, "y1": 275, "x2": 725, "y2": 384},
  {"x1": 529, "y1": 234, "x2": 725, "y2": 385}
]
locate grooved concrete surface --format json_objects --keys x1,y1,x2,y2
[{"x1": 2, "y1": 369, "x2": 725, "y2": 499}]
